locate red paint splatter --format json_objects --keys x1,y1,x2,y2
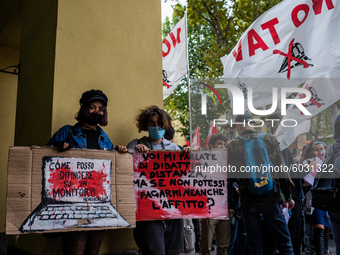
[
  {"x1": 47, "y1": 161, "x2": 109, "y2": 200},
  {"x1": 134, "y1": 151, "x2": 223, "y2": 221}
]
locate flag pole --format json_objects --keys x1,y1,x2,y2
[{"x1": 185, "y1": 12, "x2": 193, "y2": 147}]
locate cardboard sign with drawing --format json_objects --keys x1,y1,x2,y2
[
  {"x1": 20, "y1": 157, "x2": 129, "y2": 232},
  {"x1": 6, "y1": 146, "x2": 135, "y2": 235}
]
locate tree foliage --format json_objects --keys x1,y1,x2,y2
[
  {"x1": 163, "y1": 0, "x2": 283, "y2": 139},
  {"x1": 163, "y1": 0, "x2": 340, "y2": 143},
  {"x1": 309, "y1": 102, "x2": 340, "y2": 146}
]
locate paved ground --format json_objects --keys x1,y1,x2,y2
[
  {"x1": 192, "y1": 239, "x2": 336, "y2": 255},
  {"x1": 5, "y1": 234, "x2": 337, "y2": 255}
]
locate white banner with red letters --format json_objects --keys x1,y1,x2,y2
[
  {"x1": 275, "y1": 68, "x2": 340, "y2": 150},
  {"x1": 223, "y1": 0, "x2": 340, "y2": 109},
  {"x1": 134, "y1": 150, "x2": 228, "y2": 221},
  {"x1": 163, "y1": 14, "x2": 188, "y2": 99}
]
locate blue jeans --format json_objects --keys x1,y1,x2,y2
[
  {"x1": 241, "y1": 203, "x2": 293, "y2": 255},
  {"x1": 328, "y1": 211, "x2": 340, "y2": 255}
]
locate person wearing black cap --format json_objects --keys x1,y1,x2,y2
[
  {"x1": 227, "y1": 112, "x2": 295, "y2": 255},
  {"x1": 46, "y1": 89, "x2": 114, "y2": 255},
  {"x1": 46, "y1": 89, "x2": 113, "y2": 151}
]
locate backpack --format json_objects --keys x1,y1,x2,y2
[
  {"x1": 311, "y1": 143, "x2": 340, "y2": 212},
  {"x1": 237, "y1": 133, "x2": 274, "y2": 196}
]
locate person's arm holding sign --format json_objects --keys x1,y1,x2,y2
[
  {"x1": 126, "y1": 105, "x2": 187, "y2": 255},
  {"x1": 46, "y1": 89, "x2": 114, "y2": 255}
]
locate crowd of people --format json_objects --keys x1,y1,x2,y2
[{"x1": 46, "y1": 89, "x2": 340, "y2": 255}]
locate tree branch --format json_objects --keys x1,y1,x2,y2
[
  {"x1": 190, "y1": 2, "x2": 214, "y2": 26},
  {"x1": 253, "y1": 0, "x2": 261, "y2": 21}
]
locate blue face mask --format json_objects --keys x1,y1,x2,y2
[{"x1": 148, "y1": 126, "x2": 165, "y2": 140}]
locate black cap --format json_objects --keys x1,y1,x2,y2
[
  {"x1": 79, "y1": 90, "x2": 108, "y2": 106},
  {"x1": 234, "y1": 112, "x2": 253, "y2": 122}
]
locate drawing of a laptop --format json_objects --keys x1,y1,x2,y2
[{"x1": 20, "y1": 156, "x2": 130, "y2": 232}]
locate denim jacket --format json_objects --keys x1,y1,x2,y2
[{"x1": 46, "y1": 122, "x2": 114, "y2": 150}]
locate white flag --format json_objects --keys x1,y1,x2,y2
[
  {"x1": 163, "y1": 14, "x2": 188, "y2": 99},
  {"x1": 223, "y1": 0, "x2": 340, "y2": 109},
  {"x1": 275, "y1": 68, "x2": 340, "y2": 150}
]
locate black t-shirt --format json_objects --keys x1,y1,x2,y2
[{"x1": 81, "y1": 129, "x2": 100, "y2": 150}]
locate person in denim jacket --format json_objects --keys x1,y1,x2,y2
[
  {"x1": 46, "y1": 89, "x2": 114, "y2": 255},
  {"x1": 46, "y1": 122, "x2": 114, "y2": 150},
  {"x1": 46, "y1": 89, "x2": 114, "y2": 151}
]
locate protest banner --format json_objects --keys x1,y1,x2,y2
[
  {"x1": 276, "y1": 69, "x2": 340, "y2": 150},
  {"x1": 6, "y1": 146, "x2": 135, "y2": 235},
  {"x1": 133, "y1": 150, "x2": 228, "y2": 221},
  {"x1": 163, "y1": 13, "x2": 188, "y2": 99},
  {"x1": 222, "y1": 0, "x2": 340, "y2": 109}
]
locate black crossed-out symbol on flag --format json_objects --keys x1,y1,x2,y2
[
  {"x1": 163, "y1": 70, "x2": 170, "y2": 89},
  {"x1": 296, "y1": 83, "x2": 323, "y2": 115},
  {"x1": 273, "y1": 39, "x2": 310, "y2": 80}
]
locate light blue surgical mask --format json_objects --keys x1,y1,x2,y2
[{"x1": 148, "y1": 126, "x2": 165, "y2": 140}]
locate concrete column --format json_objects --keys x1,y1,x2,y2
[
  {"x1": 11, "y1": 0, "x2": 161, "y2": 254},
  {"x1": 14, "y1": 0, "x2": 58, "y2": 146}
]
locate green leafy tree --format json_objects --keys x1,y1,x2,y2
[
  {"x1": 163, "y1": 0, "x2": 283, "y2": 139},
  {"x1": 309, "y1": 101, "x2": 340, "y2": 146}
]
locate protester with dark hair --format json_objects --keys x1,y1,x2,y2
[
  {"x1": 299, "y1": 141, "x2": 325, "y2": 254},
  {"x1": 305, "y1": 141, "x2": 331, "y2": 255},
  {"x1": 164, "y1": 126, "x2": 175, "y2": 141},
  {"x1": 164, "y1": 126, "x2": 184, "y2": 150},
  {"x1": 208, "y1": 133, "x2": 229, "y2": 150},
  {"x1": 200, "y1": 133, "x2": 234, "y2": 255},
  {"x1": 125, "y1": 105, "x2": 190, "y2": 255},
  {"x1": 47, "y1": 89, "x2": 112, "y2": 151},
  {"x1": 46, "y1": 89, "x2": 114, "y2": 255},
  {"x1": 299, "y1": 140, "x2": 332, "y2": 255},
  {"x1": 227, "y1": 112, "x2": 294, "y2": 255},
  {"x1": 282, "y1": 147, "x2": 305, "y2": 255},
  {"x1": 298, "y1": 141, "x2": 315, "y2": 165}
]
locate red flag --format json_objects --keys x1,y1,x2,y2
[
  {"x1": 191, "y1": 125, "x2": 201, "y2": 150},
  {"x1": 204, "y1": 124, "x2": 217, "y2": 148}
]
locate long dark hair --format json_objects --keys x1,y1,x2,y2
[
  {"x1": 75, "y1": 103, "x2": 108, "y2": 126},
  {"x1": 298, "y1": 140, "x2": 315, "y2": 164}
]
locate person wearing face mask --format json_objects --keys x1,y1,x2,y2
[
  {"x1": 306, "y1": 142, "x2": 331, "y2": 255},
  {"x1": 45, "y1": 89, "x2": 114, "y2": 255},
  {"x1": 46, "y1": 89, "x2": 114, "y2": 151},
  {"x1": 124, "y1": 105, "x2": 190, "y2": 255}
]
